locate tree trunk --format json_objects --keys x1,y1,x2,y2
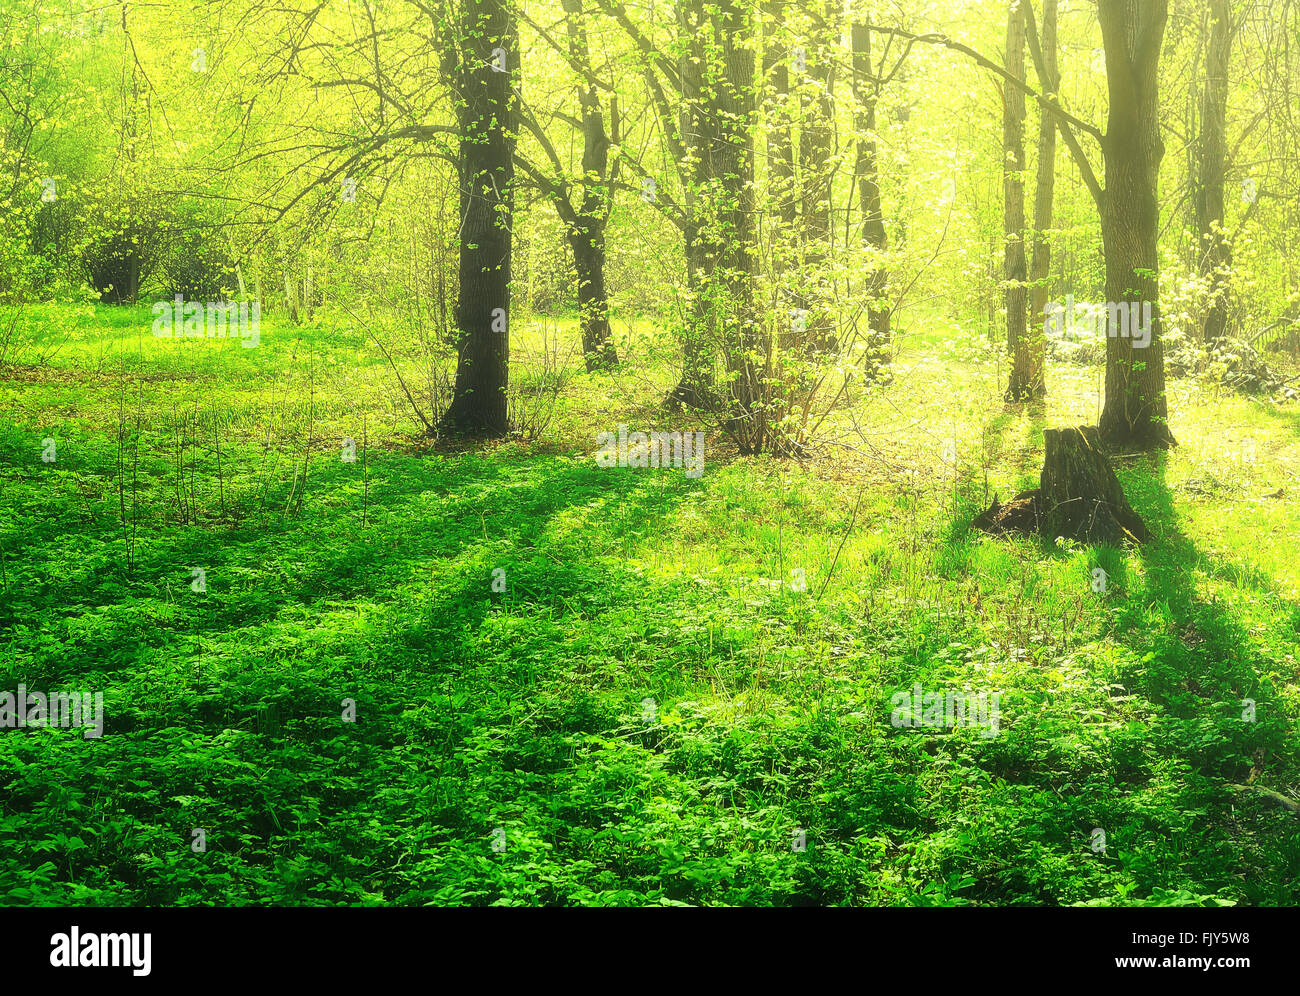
[
  {"x1": 1196, "y1": 0, "x2": 1232, "y2": 344},
  {"x1": 714, "y1": 0, "x2": 768, "y2": 452},
  {"x1": 798, "y1": 0, "x2": 838, "y2": 353},
  {"x1": 1025, "y1": 0, "x2": 1056, "y2": 398},
  {"x1": 440, "y1": 0, "x2": 516, "y2": 437},
  {"x1": 765, "y1": 0, "x2": 798, "y2": 352},
  {"x1": 1096, "y1": 0, "x2": 1175, "y2": 449},
  {"x1": 764, "y1": 0, "x2": 796, "y2": 233},
  {"x1": 1003, "y1": 1, "x2": 1033, "y2": 402},
  {"x1": 665, "y1": 0, "x2": 717, "y2": 410},
  {"x1": 565, "y1": 1, "x2": 619, "y2": 373},
  {"x1": 851, "y1": 19, "x2": 891, "y2": 378},
  {"x1": 571, "y1": 230, "x2": 617, "y2": 371}
]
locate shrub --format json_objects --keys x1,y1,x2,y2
[
  {"x1": 79, "y1": 189, "x2": 169, "y2": 303},
  {"x1": 161, "y1": 205, "x2": 240, "y2": 300}
]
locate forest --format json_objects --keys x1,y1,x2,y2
[{"x1": 1, "y1": 0, "x2": 1299, "y2": 910}]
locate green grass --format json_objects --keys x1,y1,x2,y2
[{"x1": 1, "y1": 302, "x2": 1298, "y2": 906}]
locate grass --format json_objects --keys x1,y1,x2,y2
[{"x1": 0, "y1": 302, "x2": 1298, "y2": 906}]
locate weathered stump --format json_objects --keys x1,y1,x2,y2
[
  {"x1": 973, "y1": 425, "x2": 1148, "y2": 544},
  {"x1": 1040, "y1": 425, "x2": 1148, "y2": 543}
]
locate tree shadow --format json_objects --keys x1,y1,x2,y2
[
  {"x1": 942, "y1": 399, "x2": 1051, "y2": 552},
  {"x1": 5, "y1": 447, "x2": 700, "y2": 685},
  {"x1": 1100, "y1": 451, "x2": 1300, "y2": 902}
]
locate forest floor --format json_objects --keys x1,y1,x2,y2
[{"x1": 1, "y1": 303, "x2": 1298, "y2": 905}]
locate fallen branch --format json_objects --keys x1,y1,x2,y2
[{"x1": 1228, "y1": 783, "x2": 1300, "y2": 813}]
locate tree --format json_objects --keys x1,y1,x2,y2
[
  {"x1": 852, "y1": 2, "x2": 1179, "y2": 448},
  {"x1": 1092, "y1": 0, "x2": 1174, "y2": 448},
  {"x1": 850, "y1": 16, "x2": 892, "y2": 378},
  {"x1": 590, "y1": 0, "x2": 720, "y2": 408},
  {"x1": 796, "y1": 0, "x2": 838, "y2": 354},
  {"x1": 669, "y1": 0, "x2": 720, "y2": 409},
  {"x1": 440, "y1": 0, "x2": 518, "y2": 436},
  {"x1": 513, "y1": 0, "x2": 621, "y2": 373},
  {"x1": 562, "y1": 0, "x2": 620, "y2": 371},
  {"x1": 1025, "y1": 0, "x2": 1057, "y2": 394},
  {"x1": 1002, "y1": 0, "x2": 1032, "y2": 402},
  {"x1": 1195, "y1": 0, "x2": 1233, "y2": 343},
  {"x1": 712, "y1": 0, "x2": 769, "y2": 452},
  {"x1": 1020, "y1": 0, "x2": 1175, "y2": 446},
  {"x1": 765, "y1": 0, "x2": 798, "y2": 351}
]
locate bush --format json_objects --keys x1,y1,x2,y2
[
  {"x1": 161, "y1": 206, "x2": 240, "y2": 300},
  {"x1": 79, "y1": 189, "x2": 169, "y2": 303}
]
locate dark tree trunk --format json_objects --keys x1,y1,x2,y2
[
  {"x1": 1003, "y1": 1, "x2": 1034, "y2": 402},
  {"x1": 1025, "y1": 0, "x2": 1057, "y2": 398},
  {"x1": 1096, "y1": 0, "x2": 1175, "y2": 450},
  {"x1": 1196, "y1": 0, "x2": 1232, "y2": 344},
  {"x1": 565, "y1": 1, "x2": 619, "y2": 373},
  {"x1": 440, "y1": 0, "x2": 516, "y2": 437},
  {"x1": 765, "y1": 0, "x2": 798, "y2": 352},
  {"x1": 851, "y1": 20, "x2": 891, "y2": 377},
  {"x1": 571, "y1": 230, "x2": 617, "y2": 371}
]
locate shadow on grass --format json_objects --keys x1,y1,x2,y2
[
  {"x1": 1117, "y1": 453, "x2": 1285, "y2": 716},
  {"x1": 1, "y1": 446, "x2": 699, "y2": 683},
  {"x1": 941, "y1": 399, "x2": 1050, "y2": 550},
  {"x1": 1106, "y1": 452, "x2": 1300, "y2": 902}
]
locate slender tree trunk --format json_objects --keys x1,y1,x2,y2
[
  {"x1": 440, "y1": 0, "x2": 516, "y2": 437},
  {"x1": 713, "y1": 0, "x2": 767, "y2": 452},
  {"x1": 798, "y1": 1, "x2": 837, "y2": 353},
  {"x1": 851, "y1": 20, "x2": 890, "y2": 377},
  {"x1": 1097, "y1": 0, "x2": 1175, "y2": 449},
  {"x1": 665, "y1": 0, "x2": 716, "y2": 410},
  {"x1": 1196, "y1": 0, "x2": 1232, "y2": 343},
  {"x1": 764, "y1": 0, "x2": 798, "y2": 351},
  {"x1": 565, "y1": 1, "x2": 619, "y2": 372},
  {"x1": 1025, "y1": 0, "x2": 1057, "y2": 398},
  {"x1": 1003, "y1": 1, "x2": 1033, "y2": 402}
]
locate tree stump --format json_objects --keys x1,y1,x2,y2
[{"x1": 973, "y1": 425, "x2": 1148, "y2": 544}]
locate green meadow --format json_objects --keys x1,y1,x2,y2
[{"x1": 2, "y1": 304, "x2": 1297, "y2": 906}]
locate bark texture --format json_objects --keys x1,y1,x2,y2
[
  {"x1": 1003, "y1": 1, "x2": 1033, "y2": 402},
  {"x1": 440, "y1": 0, "x2": 517, "y2": 437},
  {"x1": 1096, "y1": 0, "x2": 1175, "y2": 449},
  {"x1": 974, "y1": 425, "x2": 1148, "y2": 545}
]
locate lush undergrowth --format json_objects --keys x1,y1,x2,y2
[{"x1": 1, "y1": 304, "x2": 1299, "y2": 906}]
